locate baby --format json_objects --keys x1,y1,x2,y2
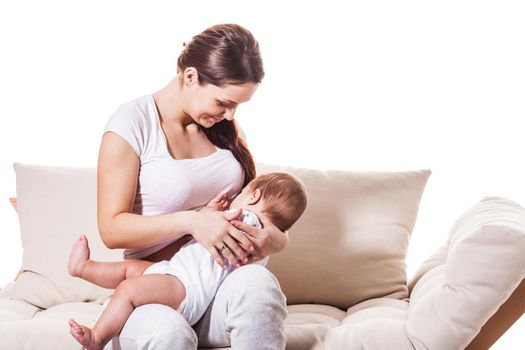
[{"x1": 67, "y1": 172, "x2": 308, "y2": 350}]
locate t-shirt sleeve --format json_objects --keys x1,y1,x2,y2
[{"x1": 104, "y1": 104, "x2": 144, "y2": 157}]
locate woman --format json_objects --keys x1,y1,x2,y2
[{"x1": 97, "y1": 24, "x2": 288, "y2": 349}]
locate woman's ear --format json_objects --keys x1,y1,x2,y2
[
  {"x1": 247, "y1": 188, "x2": 262, "y2": 204},
  {"x1": 183, "y1": 67, "x2": 199, "y2": 86}
]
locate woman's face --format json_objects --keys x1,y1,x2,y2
[{"x1": 183, "y1": 70, "x2": 258, "y2": 128}]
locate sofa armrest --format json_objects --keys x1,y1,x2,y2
[
  {"x1": 407, "y1": 197, "x2": 525, "y2": 350},
  {"x1": 7, "y1": 198, "x2": 22, "y2": 282},
  {"x1": 466, "y1": 278, "x2": 525, "y2": 349}
]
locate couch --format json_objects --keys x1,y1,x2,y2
[{"x1": 0, "y1": 163, "x2": 524, "y2": 350}]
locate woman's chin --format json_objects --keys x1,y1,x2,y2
[{"x1": 205, "y1": 117, "x2": 223, "y2": 127}]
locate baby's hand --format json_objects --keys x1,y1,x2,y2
[{"x1": 200, "y1": 193, "x2": 230, "y2": 212}]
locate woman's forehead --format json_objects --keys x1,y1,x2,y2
[{"x1": 213, "y1": 82, "x2": 258, "y2": 103}]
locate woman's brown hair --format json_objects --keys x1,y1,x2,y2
[{"x1": 177, "y1": 24, "x2": 264, "y2": 186}]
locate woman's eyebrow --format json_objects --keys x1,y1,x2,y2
[{"x1": 221, "y1": 99, "x2": 239, "y2": 105}]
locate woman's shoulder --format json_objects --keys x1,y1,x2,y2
[
  {"x1": 114, "y1": 95, "x2": 155, "y2": 119},
  {"x1": 104, "y1": 95, "x2": 158, "y2": 156},
  {"x1": 106, "y1": 96, "x2": 158, "y2": 128}
]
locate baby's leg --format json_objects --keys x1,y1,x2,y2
[
  {"x1": 68, "y1": 234, "x2": 153, "y2": 289},
  {"x1": 69, "y1": 273, "x2": 186, "y2": 350}
]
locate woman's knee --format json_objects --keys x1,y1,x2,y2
[
  {"x1": 225, "y1": 264, "x2": 281, "y2": 289},
  {"x1": 205, "y1": 265, "x2": 287, "y2": 349},
  {"x1": 218, "y1": 264, "x2": 287, "y2": 308},
  {"x1": 116, "y1": 303, "x2": 197, "y2": 350}
]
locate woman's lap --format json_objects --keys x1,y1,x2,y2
[
  {"x1": 104, "y1": 303, "x2": 197, "y2": 350},
  {"x1": 196, "y1": 264, "x2": 287, "y2": 349},
  {"x1": 104, "y1": 264, "x2": 287, "y2": 350}
]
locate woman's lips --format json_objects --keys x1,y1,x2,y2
[{"x1": 211, "y1": 115, "x2": 223, "y2": 123}]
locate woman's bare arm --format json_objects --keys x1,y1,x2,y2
[
  {"x1": 97, "y1": 132, "x2": 195, "y2": 249},
  {"x1": 97, "y1": 132, "x2": 254, "y2": 267}
]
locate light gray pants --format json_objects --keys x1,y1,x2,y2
[{"x1": 104, "y1": 264, "x2": 287, "y2": 350}]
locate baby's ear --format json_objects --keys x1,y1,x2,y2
[{"x1": 248, "y1": 188, "x2": 262, "y2": 204}]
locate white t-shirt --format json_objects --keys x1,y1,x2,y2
[{"x1": 104, "y1": 95, "x2": 245, "y2": 259}]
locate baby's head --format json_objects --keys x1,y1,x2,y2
[{"x1": 230, "y1": 172, "x2": 308, "y2": 231}]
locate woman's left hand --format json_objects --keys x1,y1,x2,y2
[{"x1": 230, "y1": 213, "x2": 289, "y2": 262}]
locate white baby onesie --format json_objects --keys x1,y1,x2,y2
[{"x1": 143, "y1": 209, "x2": 265, "y2": 326}]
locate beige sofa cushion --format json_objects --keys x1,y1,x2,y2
[
  {"x1": 4, "y1": 163, "x2": 123, "y2": 309},
  {"x1": 314, "y1": 197, "x2": 525, "y2": 350},
  {"x1": 313, "y1": 298, "x2": 414, "y2": 350},
  {"x1": 0, "y1": 298, "x2": 99, "y2": 350},
  {"x1": 257, "y1": 164, "x2": 431, "y2": 309}
]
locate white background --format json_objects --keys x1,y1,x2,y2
[{"x1": 0, "y1": 0, "x2": 524, "y2": 348}]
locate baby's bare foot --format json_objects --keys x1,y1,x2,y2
[
  {"x1": 69, "y1": 319, "x2": 102, "y2": 350},
  {"x1": 68, "y1": 234, "x2": 90, "y2": 277}
]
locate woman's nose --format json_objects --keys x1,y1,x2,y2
[{"x1": 224, "y1": 107, "x2": 236, "y2": 121}]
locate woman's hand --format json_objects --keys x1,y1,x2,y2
[
  {"x1": 189, "y1": 209, "x2": 255, "y2": 268},
  {"x1": 231, "y1": 213, "x2": 289, "y2": 262}
]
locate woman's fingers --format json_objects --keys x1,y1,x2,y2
[
  {"x1": 216, "y1": 238, "x2": 242, "y2": 267},
  {"x1": 210, "y1": 245, "x2": 228, "y2": 268},
  {"x1": 213, "y1": 229, "x2": 254, "y2": 267},
  {"x1": 230, "y1": 219, "x2": 265, "y2": 258},
  {"x1": 223, "y1": 209, "x2": 255, "y2": 255},
  {"x1": 231, "y1": 213, "x2": 289, "y2": 257},
  {"x1": 223, "y1": 208, "x2": 242, "y2": 221},
  {"x1": 230, "y1": 217, "x2": 262, "y2": 240},
  {"x1": 226, "y1": 233, "x2": 253, "y2": 264},
  {"x1": 193, "y1": 209, "x2": 259, "y2": 268},
  {"x1": 231, "y1": 229, "x2": 255, "y2": 254}
]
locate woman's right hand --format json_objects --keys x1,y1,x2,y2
[{"x1": 189, "y1": 209, "x2": 255, "y2": 268}]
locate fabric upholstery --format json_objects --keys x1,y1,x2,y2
[
  {"x1": 407, "y1": 197, "x2": 525, "y2": 350},
  {"x1": 257, "y1": 163, "x2": 430, "y2": 309},
  {"x1": 317, "y1": 197, "x2": 525, "y2": 349},
  {"x1": 0, "y1": 299, "x2": 99, "y2": 349},
  {"x1": 1, "y1": 164, "x2": 524, "y2": 349},
  {"x1": 5, "y1": 163, "x2": 123, "y2": 309}
]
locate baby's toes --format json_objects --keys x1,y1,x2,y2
[{"x1": 69, "y1": 319, "x2": 84, "y2": 334}]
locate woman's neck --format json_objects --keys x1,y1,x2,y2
[{"x1": 152, "y1": 77, "x2": 194, "y2": 128}]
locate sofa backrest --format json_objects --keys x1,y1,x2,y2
[
  {"x1": 257, "y1": 163, "x2": 430, "y2": 309},
  {"x1": 5, "y1": 164, "x2": 122, "y2": 308},
  {"x1": 6, "y1": 163, "x2": 430, "y2": 311}
]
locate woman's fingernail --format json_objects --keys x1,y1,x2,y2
[{"x1": 249, "y1": 246, "x2": 255, "y2": 252}]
